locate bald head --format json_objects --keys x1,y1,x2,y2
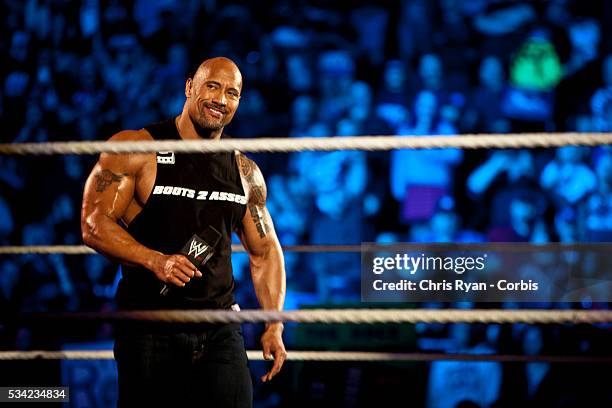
[
  {"x1": 193, "y1": 57, "x2": 242, "y2": 91},
  {"x1": 184, "y1": 56, "x2": 243, "y2": 136}
]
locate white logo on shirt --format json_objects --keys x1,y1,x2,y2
[
  {"x1": 157, "y1": 152, "x2": 175, "y2": 164},
  {"x1": 152, "y1": 185, "x2": 247, "y2": 205}
]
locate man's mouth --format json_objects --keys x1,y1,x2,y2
[{"x1": 204, "y1": 105, "x2": 225, "y2": 119}]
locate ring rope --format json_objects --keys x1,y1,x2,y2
[
  {"x1": 31, "y1": 309, "x2": 612, "y2": 324},
  {"x1": 0, "y1": 133, "x2": 610, "y2": 155},
  {"x1": 0, "y1": 350, "x2": 609, "y2": 363},
  {"x1": 1, "y1": 242, "x2": 608, "y2": 255},
  {"x1": 0, "y1": 244, "x2": 364, "y2": 255},
  {"x1": 0, "y1": 245, "x2": 96, "y2": 255}
]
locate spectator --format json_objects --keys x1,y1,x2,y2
[
  {"x1": 540, "y1": 146, "x2": 597, "y2": 207},
  {"x1": 15, "y1": 103, "x2": 46, "y2": 143},
  {"x1": 15, "y1": 223, "x2": 76, "y2": 313},
  {"x1": 410, "y1": 196, "x2": 484, "y2": 243},
  {"x1": 472, "y1": 1, "x2": 536, "y2": 55},
  {"x1": 564, "y1": 19, "x2": 601, "y2": 78},
  {"x1": 230, "y1": 87, "x2": 275, "y2": 137},
  {"x1": 294, "y1": 136, "x2": 367, "y2": 299},
  {"x1": 284, "y1": 51, "x2": 315, "y2": 94},
  {"x1": 427, "y1": 323, "x2": 502, "y2": 408},
  {"x1": 499, "y1": 326, "x2": 565, "y2": 406},
  {"x1": 465, "y1": 56, "x2": 507, "y2": 132},
  {"x1": 556, "y1": 19, "x2": 604, "y2": 130},
  {"x1": 265, "y1": 174, "x2": 312, "y2": 294},
  {"x1": 290, "y1": 95, "x2": 317, "y2": 137},
  {"x1": 3, "y1": 31, "x2": 32, "y2": 136},
  {"x1": 418, "y1": 54, "x2": 445, "y2": 94},
  {"x1": 348, "y1": 80, "x2": 391, "y2": 135},
  {"x1": 487, "y1": 188, "x2": 548, "y2": 242},
  {"x1": 391, "y1": 91, "x2": 463, "y2": 222},
  {"x1": 316, "y1": 50, "x2": 355, "y2": 124},
  {"x1": 0, "y1": 196, "x2": 14, "y2": 244},
  {"x1": 590, "y1": 54, "x2": 612, "y2": 131},
  {"x1": 584, "y1": 148, "x2": 612, "y2": 241},
  {"x1": 467, "y1": 149, "x2": 538, "y2": 231},
  {"x1": 0, "y1": 156, "x2": 26, "y2": 191},
  {"x1": 397, "y1": 0, "x2": 433, "y2": 61},
  {"x1": 0, "y1": 260, "x2": 20, "y2": 306},
  {"x1": 71, "y1": 57, "x2": 108, "y2": 140},
  {"x1": 79, "y1": 0, "x2": 100, "y2": 39},
  {"x1": 468, "y1": 150, "x2": 536, "y2": 197},
  {"x1": 375, "y1": 60, "x2": 412, "y2": 130},
  {"x1": 266, "y1": 174, "x2": 308, "y2": 245},
  {"x1": 350, "y1": 3, "x2": 389, "y2": 66},
  {"x1": 501, "y1": 29, "x2": 563, "y2": 127}
]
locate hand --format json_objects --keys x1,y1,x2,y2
[
  {"x1": 260, "y1": 323, "x2": 287, "y2": 382},
  {"x1": 151, "y1": 253, "x2": 202, "y2": 287}
]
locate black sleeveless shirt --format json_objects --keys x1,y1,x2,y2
[{"x1": 116, "y1": 119, "x2": 247, "y2": 310}]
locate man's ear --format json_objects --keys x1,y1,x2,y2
[{"x1": 185, "y1": 78, "x2": 192, "y2": 98}]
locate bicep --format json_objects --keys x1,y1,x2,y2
[
  {"x1": 82, "y1": 153, "x2": 135, "y2": 223},
  {"x1": 235, "y1": 154, "x2": 281, "y2": 256},
  {"x1": 238, "y1": 202, "x2": 279, "y2": 257}
]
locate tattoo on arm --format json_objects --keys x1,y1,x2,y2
[
  {"x1": 94, "y1": 169, "x2": 124, "y2": 192},
  {"x1": 238, "y1": 154, "x2": 254, "y2": 178},
  {"x1": 239, "y1": 154, "x2": 271, "y2": 238},
  {"x1": 248, "y1": 203, "x2": 269, "y2": 239}
]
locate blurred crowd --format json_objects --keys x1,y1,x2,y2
[{"x1": 1, "y1": 0, "x2": 611, "y2": 406}]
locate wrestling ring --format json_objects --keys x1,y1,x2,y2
[{"x1": 1, "y1": 132, "x2": 611, "y2": 367}]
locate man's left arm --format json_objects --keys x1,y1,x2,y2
[{"x1": 235, "y1": 153, "x2": 287, "y2": 382}]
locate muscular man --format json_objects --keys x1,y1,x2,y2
[{"x1": 81, "y1": 57, "x2": 286, "y2": 407}]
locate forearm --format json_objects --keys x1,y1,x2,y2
[
  {"x1": 250, "y1": 242, "x2": 286, "y2": 326},
  {"x1": 82, "y1": 214, "x2": 161, "y2": 271},
  {"x1": 467, "y1": 159, "x2": 504, "y2": 195}
]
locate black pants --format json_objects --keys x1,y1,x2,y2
[{"x1": 114, "y1": 323, "x2": 253, "y2": 407}]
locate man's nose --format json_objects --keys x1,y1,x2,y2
[{"x1": 211, "y1": 90, "x2": 227, "y2": 106}]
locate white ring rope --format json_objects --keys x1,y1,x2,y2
[
  {"x1": 1, "y1": 242, "x2": 607, "y2": 255},
  {"x1": 0, "y1": 133, "x2": 610, "y2": 155},
  {"x1": 0, "y1": 350, "x2": 609, "y2": 363},
  {"x1": 0, "y1": 244, "x2": 364, "y2": 255},
  {"x1": 0, "y1": 245, "x2": 96, "y2": 255},
  {"x1": 36, "y1": 309, "x2": 612, "y2": 324}
]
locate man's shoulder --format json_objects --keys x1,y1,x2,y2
[
  {"x1": 102, "y1": 129, "x2": 156, "y2": 171},
  {"x1": 235, "y1": 151, "x2": 259, "y2": 177},
  {"x1": 107, "y1": 129, "x2": 155, "y2": 142},
  {"x1": 235, "y1": 152, "x2": 267, "y2": 204}
]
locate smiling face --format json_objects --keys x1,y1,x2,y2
[{"x1": 185, "y1": 57, "x2": 242, "y2": 134}]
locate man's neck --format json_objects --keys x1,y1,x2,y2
[{"x1": 175, "y1": 113, "x2": 223, "y2": 140}]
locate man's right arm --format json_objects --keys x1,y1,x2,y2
[{"x1": 81, "y1": 131, "x2": 199, "y2": 288}]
